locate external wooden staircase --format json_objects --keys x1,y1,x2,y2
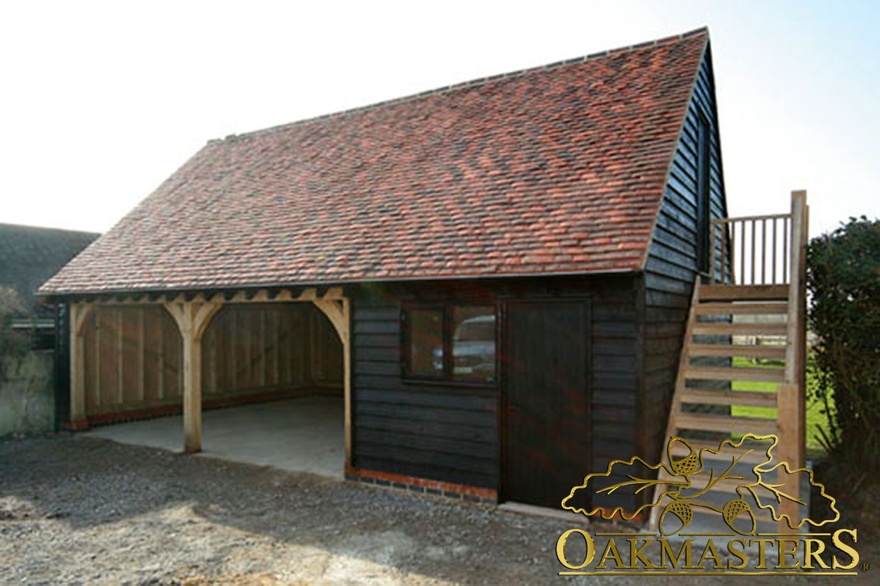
[{"x1": 651, "y1": 191, "x2": 809, "y2": 533}]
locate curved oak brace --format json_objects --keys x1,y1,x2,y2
[
  {"x1": 163, "y1": 300, "x2": 223, "y2": 342},
  {"x1": 71, "y1": 302, "x2": 96, "y2": 335},
  {"x1": 312, "y1": 299, "x2": 347, "y2": 344}
]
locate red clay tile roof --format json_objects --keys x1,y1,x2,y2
[{"x1": 41, "y1": 29, "x2": 709, "y2": 295}]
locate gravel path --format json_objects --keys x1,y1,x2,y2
[
  {"x1": 0, "y1": 435, "x2": 575, "y2": 585},
  {"x1": 1, "y1": 435, "x2": 874, "y2": 584}
]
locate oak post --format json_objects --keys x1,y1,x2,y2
[
  {"x1": 776, "y1": 383, "x2": 801, "y2": 534},
  {"x1": 342, "y1": 298, "x2": 352, "y2": 465},
  {"x1": 164, "y1": 300, "x2": 221, "y2": 454},
  {"x1": 778, "y1": 189, "x2": 808, "y2": 533},
  {"x1": 312, "y1": 296, "x2": 351, "y2": 465},
  {"x1": 182, "y1": 331, "x2": 202, "y2": 453},
  {"x1": 68, "y1": 302, "x2": 94, "y2": 430}
]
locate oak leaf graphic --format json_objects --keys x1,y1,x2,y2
[
  {"x1": 561, "y1": 433, "x2": 840, "y2": 532},
  {"x1": 560, "y1": 454, "x2": 675, "y2": 522},
  {"x1": 745, "y1": 436, "x2": 840, "y2": 529}
]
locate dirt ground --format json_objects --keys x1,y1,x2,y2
[{"x1": 1, "y1": 434, "x2": 876, "y2": 585}]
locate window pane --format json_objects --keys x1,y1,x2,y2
[
  {"x1": 409, "y1": 308, "x2": 443, "y2": 377},
  {"x1": 452, "y1": 306, "x2": 496, "y2": 382}
]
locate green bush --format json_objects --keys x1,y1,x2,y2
[{"x1": 807, "y1": 216, "x2": 880, "y2": 481}]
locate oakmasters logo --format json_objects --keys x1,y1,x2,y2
[{"x1": 555, "y1": 434, "x2": 867, "y2": 577}]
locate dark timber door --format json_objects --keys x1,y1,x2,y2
[{"x1": 504, "y1": 301, "x2": 590, "y2": 508}]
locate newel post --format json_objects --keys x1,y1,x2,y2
[
  {"x1": 780, "y1": 191, "x2": 808, "y2": 467},
  {"x1": 777, "y1": 190, "x2": 808, "y2": 532},
  {"x1": 164, "y1": 299, "x2": 222, "y2": 453}
]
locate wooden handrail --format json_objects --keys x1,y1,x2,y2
[
  {"x1": 713, "y1": 212, "x2": 790, "y2": 223},
  {"x1": 710, "y1": 211, "x2": 793, "y2": 286}
]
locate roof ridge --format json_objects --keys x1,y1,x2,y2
[
  {"x1": 0, "y1": 222, "x2": 100, "y2": 237},
  {"x1": 213, "y1": 27, "x2": 710, "y2": 145}
]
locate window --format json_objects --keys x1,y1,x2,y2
[
  {"x1": 408, "y1": 307, "x2": 443, "y2": 376},
  {"x1": 403, "y1": 304, "x2": 496, "y2": 384}
]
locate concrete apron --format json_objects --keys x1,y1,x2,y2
[{"x1": 85, "y1": 396, "x2": 345, "y2": 479}]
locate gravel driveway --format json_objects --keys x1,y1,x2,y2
[{"x1": 0, "y1": 435, "x2": 872, "y2": 584}]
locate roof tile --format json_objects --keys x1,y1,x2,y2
[{"x1": 41, "y1": 29, "x2": 708, "y2": 295}]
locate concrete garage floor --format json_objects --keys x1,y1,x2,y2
[{"x1": 85, "y1": 395, "x2": 344, "y2": 479}]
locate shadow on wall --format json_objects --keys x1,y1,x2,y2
[{"x1": 0, "y1": 350, "x2": 54, "y2": 437}]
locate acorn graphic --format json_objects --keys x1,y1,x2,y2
[
  {"x1": 722, "y1": 498, "x2": 757, "y2": 535},
  {"x1": 659, "y1": 500, "x2": 693, "y2": 535},
  {"x1": 668, "y1": 437, "x2": 702, "y2": 476}
]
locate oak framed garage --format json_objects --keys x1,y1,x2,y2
[
  {"x1": 41, "y1": 29, "x2": 758, "y2": 513},
  {"x1": 66, "y1": 289, "x2": 350, "y2": 458}
]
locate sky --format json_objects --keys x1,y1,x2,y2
[{"x1": 1, "y1": 1, "x2": 878, "y2": 238}]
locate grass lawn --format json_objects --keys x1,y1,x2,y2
[{"x1": 729, "y1": 357, "x2": 832, "y2": 458}]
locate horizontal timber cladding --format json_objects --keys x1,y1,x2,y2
[
  {"x1": 350, "y1": 275, "x2": 642, "y2": 500},
  {"x1": 352, "y1": 296, "x2": 499, "y2": 489},
  {"x1": 641, "y1": 47, "x2": 728, "y2": 468},
  {"x1": 583, "y1": 277, "x2": 642, "y2": 514},
  {"x1": 81, "y1": 302, "x2": 343, "y2": 420}
]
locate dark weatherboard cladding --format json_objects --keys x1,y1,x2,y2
[
  {"x1": 351, "y1": 289, "x2": 499, "y2": 489},
  {"x1": 348, "y1": 42, "x2": 726, "y2": 513},
  {"x1": 640, "y1": 45, "x2": 727, "y2": 469},
  {"x1": 349, "y1": 275, "x2": 644, "y2": 507}
]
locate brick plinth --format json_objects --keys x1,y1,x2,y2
[{"x1": 345, "y1": 463, "x2": 497, "y2": 504}]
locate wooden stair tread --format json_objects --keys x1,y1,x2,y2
[
  {"x1": 692, "y1": 322, "x2": 788, "y2": 336},
  {"x1": 687, "y1": 343, "x2": 786, "y2": 360},
  {"x1": 673, "y1": 413, "x2": 778, "y2": 435},
  {"x1": 656, "y1": 470, "x2": 752, "y2": 494},
  {"x1": 683, "y1": 365, "x2": 786, "y2": 383},
  {"x1": 679, "y1": 388, "x2": 778, "y2": 408},
  {"x1": 696, "y1": 302, "x2": 789, "y2": 316},
  {"x1": 699, "y1": 284, "x2": 790, "y2": 301},
  {"x1": 666, "y1": 439, "x2": 772, "y2": 465}
]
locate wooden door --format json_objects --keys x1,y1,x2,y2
[{"x1": 504, "y1": 301, "x2": 590, "y2": 508}]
